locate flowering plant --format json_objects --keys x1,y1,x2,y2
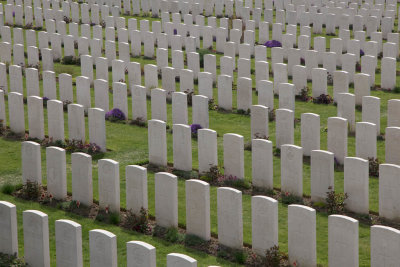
[
  {"x1": 105, "y1": 108, "x2": 126, "y2": 121},
  {"x1": 264, "y1": 40, "x2": 282, "y2": 48},
  {"x1": 190, "y1": 124, "x2": 202, "y2": 138},
  {"x1": 360, "y1": 49, "x2": 365, "y2": 57}
]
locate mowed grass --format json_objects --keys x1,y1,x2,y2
[{"x1": 1, "y1": 6, "x2": 400, "y2": 266}]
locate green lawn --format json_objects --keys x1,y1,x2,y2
[{"x1": 1, "y1": 4, "x2": 400, "y2": 266}]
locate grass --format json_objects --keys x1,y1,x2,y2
[{"x1": 0, "y1": 3, "x2": 400, "y2": 265}]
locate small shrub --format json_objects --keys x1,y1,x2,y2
[
  {"x1": 369, "y1": 157, "x2": 380, "y2": 177},
  {"x1": 265, "y1": 245, "x2": 281, "y2": 267},
  {"x1": 327, "y1": 72, "x2": 333, "y2": 84},
  {"x1": 281, "y1": 191, "x2": 304, "y2": 205},
  {"x1": 244, "y1": 141, "x2": 252, "y2": 151},
  {"x1": 20, "y1": 180, "x2": 41, "y2": 200},
  {"x1": 64, "y1": 140, "x2": 102, "y2": 155},
  {"x1": 184, "y1": 234, "x2": 206, "y2": 247},
  {"x1": 95, "y1": 213, "x2": 106, "y2": 222},
  {"x1": 165, "y1": 227, "x2": 184, "y2": 243},
  {"x1": 130, "y1": 117, "x2": 147, "y2": 127},
  {"x1": 0, "y1": 253, "x2": 27, "y2": 267},
  {"x1": 313, "y1": 94, "x2": 333, "y2": 104},
  {"x1": 296, "y1": 87, "x2": 311, "y2": 102},
  {"x1": 325, "y1": 186, "x2": 348, "y2": 214},
  {"x1": 109, "y1": 212, "x2": 120, "y2": 225},
  {"x1": 237, "y1": 108, "x2": 250, "y2": 115},
  {"x1": 62, "y1": 55, "x2": 76, "y2": 65},
  {"x1": 126, "y1": 208, "x2": 152, "y2": 234},
  {"x1": 205, "y1": 165, "x2": 223, "y2": 183},
  {"x1": 208, "y1": 99, "x2": 218, "y2": 110},
  {"x1": 218, "y1": 174, "x2": 251, "y2": 189},
  {"x1": 273, "y1": 147, "x2": 281, "y2": 157},
  {"x1": 105, "y1": 108, "x2": 126, "y2": 121},
  {"x1": 1, "y1": 183, "x2": 15, "y2": 194},
  {"x1": 269, "y1": 109, "x2": 276, "y2": 122},
  {"x1": 190, "y1": 124, "x2": 202, "y2": 139},
  {"x1": 234, "y1": 250, "x2": 247, "y2": 264}
]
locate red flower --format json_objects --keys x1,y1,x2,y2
[
  {"x1": 105, "y1": 206, "x2": 109, "y2": 214},
  {"x1": 76, "y1": 201, "x2": 80, "y2": 208}
]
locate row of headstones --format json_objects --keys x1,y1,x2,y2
[
  {"x1": 0, "y1": 90, "x2": 107, "y2": 151},
  {"x1": 2, "y1": 18, "x2": 398, "y2": 65},
  {"x1": 3, "y1": 10, "x2": 397, "y2": 56},
  {"x1": 0, "y1": 201, "x2": 201, "y2": 267},
  {"x1": 0, "y1": 37, "x2": 396, "y2": 97},
  {"x1": 146, "y1": 116, "x2": 400, "y2": 219},
  {"x1": 1, "y1": 64, "x2": 398, "y2": 160},
  {"x1": 4, "y1": 192, "x2": 400, "y2": 266},
  {"x1": 3, "y1": 0, "x2": 398, "y2": 52},
  {"x1": 2, "y1": 0, "x2": 399, "y2": 35}
]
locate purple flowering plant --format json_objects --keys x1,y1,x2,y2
[
  {"x1": 360, "y1": 49, "x2": 365, "y2": 57},
  {"x1": 190, "y1": 124, "x2": 202, "y2": 139},
  {"x1": 105, "y1": 108, "x2": 126, "y2": 122},
  {"x1": 264, "y1": 40, "x2": 282, "y2": 48}
]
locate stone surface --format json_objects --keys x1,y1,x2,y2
[
  {"x1": 126, "y1": 241, "x2": 156, "y2": 267},
  {"x1": 186, "y1": 179, "x2": 210, "y2": 241},
  {"x1": 288, "y1": 205, "x2": 316, "y2": 267},
  {"x1": 23, "y1": 210, "x2": 50, "y2": 267},
  {"x1": 55, "y1": 219, "x2": 83, "y2": 267},
  {"x1": 98, "y1": 159, "x2": 120, "y2": 213},
  {"x1": 89, "y1": 229, "x2": 117, "y2": 267},
  {"x1": 328, "y1": 215, "x2": 359, "y2": 267},
  {"x1": 155, "y1": 172, "x2": 178, "y2": 228},
  {"x1": 251, "y1": 196, "x2": 278, "y2": 255},
  {"x1": 217, "y1": 187, "x2": 243, "y2": 249}
]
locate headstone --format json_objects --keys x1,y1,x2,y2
[
  {"x1": 148, "y1": 119, "x2": 167, "y2": 166},
  {"x1": 98, "y1": 159, "x2": 120, "y2": 213},
  {"x1": 8, "y1": 92, "x2": 25, "y2": 134},
  {"x1": 173, "y1": 124, "x2": 192, "y2": 171},
  {"x1": 23, "y1": 210, "x2": 50, "y2": 267},
  {"x1": 89, "y1": 230, "x2": 117, "y2": 267},
  {"x1": 126, "y1": 165, "x2": 148, "y2": 215},
  {"x1": 223, "y1": 134, "x2": 244, "y2": 180},
  {"x1": 155, "y1": 172, "x2": 178, "y2": 228},
  {"x1": 71, "y1": 152, "x2": 92, "y2": 207},
  {"x1": 344, "y1": 157, "x2": 369, "y2": 214},
  {"x1": 252, "y1": 139, "x2": 273, "y2": 189},
  {"x1": 251, "y1": 105, "x2": 269, "y2": 139},
  {"x1": 328, "y1": 215, "x2": 359, "y2": 267},
  {"x1": 198, "y1": 129, "x2": 218, "y2": 174},
  {"x1": 55, "y1": 219, "x2": 83, "y2": 267},
  {"x1": 276, "y1": 109, "x2": 294, "y2": 148},
  {"x1": 371, "y1": 225, "x2": 400, "y2": 265},
  {"x1": 0, "y1": 201, "x2": 18, "y2": 256},
  {"x1": 27, "y1": 96, "x2": 45, "y2": 140},
  {"x1": 88, "y1": 108, "x2": 106, "y2": 152},
  {"x1": 68, "y1": 104, "x2": 85, "y2": 142},
  {"x1": 311, "y1": 150, "x2": 334, "y2": 202},
  {"x1": 217, "y1": 187, "x2": 243, "y2": 249},
  {"x1": 46, "y1": 146, "x2": 67, "y2": 199},
  {"x1": 186, "y1": 179, "x2": 210, "y2": 241},
  {"x1": 126, "y1": 241, "x2": 156, "y2": 267},
  {"x1": 167, "y1": 253, "x2": 197, "y2": 267},
  {"x1": 281, "y1": 144, "x2": 303, "y2": 196},
  {"x1": 251, "y1": 196, "x2": 278, "y2": 255},
  {"x1": 327, "y1": 117, "x2": 348, "y2": 165},
  {"x1": 288, "y1": 205, "x2": 316, "y2": 266}
]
